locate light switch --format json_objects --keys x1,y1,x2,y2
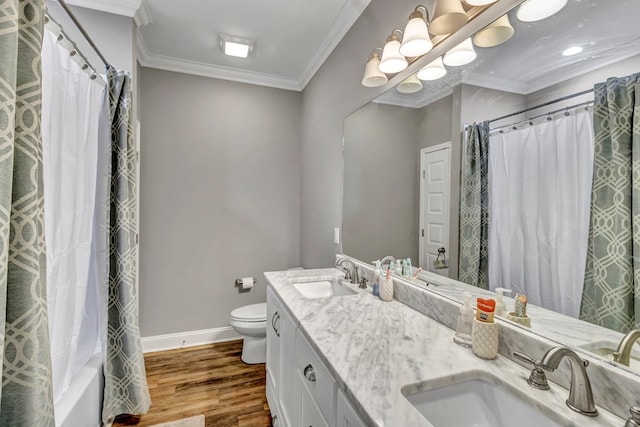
[{"x1": 334, "y1": 227, "x2": 340, "y2": 244}]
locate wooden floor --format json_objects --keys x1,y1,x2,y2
[{"x1": 113, "y1": 340, "x2": 272, "y2": 427}]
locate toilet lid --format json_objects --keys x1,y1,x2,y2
[{"x1": 231, "y1": 302, "x2": 267, "y2": 322}]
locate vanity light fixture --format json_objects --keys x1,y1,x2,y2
[
  {"x1": 379, "y1": 29, "x2": 409, "y2": 74},
  {"x1": 399, "y1": 6, "x2": 433, "y2": 57},
  {"x1": 220, "y1": 35, "x2": 253, "y2": 58},
  {"x1": 443, "y1": 37, "x2": 477, "y2": 66},
  {"x1": 472, "y1": 14, "x2": 514, "y2": 48},
  {"x1": 417, "y1": 56, "x2": 447, "y2": 80},
  {"x1": 430, "y1": 0, "x2": 469, "y2": 36},
  {"x1": 516, "y1": 0, "x2": 567, "y2": 22},
  {"x1": 361, "y1": 49, "x2": 388, "y2": 87},
  {"x1": 562, "y1": 46, "x2": 583, "y2": 56},
  {"x1": 397, "y1": 73, "x2": 423, "y2": 93}
]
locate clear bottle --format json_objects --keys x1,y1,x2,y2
[{"x1": 453, "y1": 292, "x2": 473, "y2": 347}]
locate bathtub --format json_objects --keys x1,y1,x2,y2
[{"x1": 54, "y1": 353, "x2": 103, "y2": 427}]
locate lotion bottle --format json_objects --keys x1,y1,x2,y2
[
  {"x1": 453, "y1": 292, "x2": 473, "y2": 347},
  {"x1": 494, "y1": 287, "x2": 512, "y2": 317}
]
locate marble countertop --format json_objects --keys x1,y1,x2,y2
[{"x1": 264, "y1": 268, "x2": 623, "y2": 427}]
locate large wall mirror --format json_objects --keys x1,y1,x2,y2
[{"x1": 343, "y1": 0, "x2": 640, "y2": 375}]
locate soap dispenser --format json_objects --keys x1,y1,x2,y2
[
  {"x1": 453, "y1": 292, "x2": 473, "y2": 347},
  {"x1": 495, "y1": 288, "x2": 512, "y2": 317}
]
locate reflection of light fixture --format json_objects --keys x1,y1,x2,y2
[
  {"x1": 397, "y1": 74, "x2": 423, "y2": 93},
  {"x1": 399, "y1": 5, "x2": 433, "y2": 57},
  {"x1": 464, "y1": 0, "x2": 497, "y2": 5},
  {"x1": 417, "y1": 56, "x2": 447, "y2": 80},
  {"x1": 443, "y1": 38, "x2": 477, "y2": 66},
  {"x1": 430, "y1": 0, "x2": 469, "y2": 35},
  {"x1": 220, "y1": 35, "x2": 253, "y2": 58},
  {"x1": 379, "y1": 29, "x2": 408, "y2": 74},
  {"x1": 473, "y1": 14, "x2": 514, "y2": 47},
  {"x1": 516, "y1": 0, "x2": 567, "y2": 22},
  {"x1": 361, "y1": 49, "x2": 388, "y2": 87},
  {"x1": 562, "y1": 46, "x2": 583, "y2": 56}
]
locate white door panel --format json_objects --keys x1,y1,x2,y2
[{"x1": 420, "y1": 144, "x2": 451, "y2": 277}]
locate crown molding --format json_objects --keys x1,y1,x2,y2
[
  {"x1": 374, "y1": 86, "x2": 453, "y2": 109},
  {"x1": 64, "y1": 0, "x2": 143, "y2": 18},
  {"x1": 461, "y1": 73, "x2": 529, "y2": 95},
  {"x1": 137, "y1": 36, "x2": 301, "y2": 92},
  {"x1": 298, "y1": 0, "x2": 371, "y2": 89},
  {"x1": 134, "y1": 0, "x2": 152, "y2": 27}
]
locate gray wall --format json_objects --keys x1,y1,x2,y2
[
  {"x1": 139, "y1": 68, "x2": 302, "y2": 336},
  {"x1": 300, "y1": 0, "x2": 424, "y2": 268},
  {"x1": 343, "y1": 103, "x2": 420, "y2": 263}
]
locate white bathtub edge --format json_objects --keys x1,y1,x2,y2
[{"x1": 142, "y1": 326, "x2": 241, "y2": 353}]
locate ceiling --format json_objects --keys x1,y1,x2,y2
[
  {"x1": 65, "y1": 0, "x2": 639, "y2": 97},
  {"x1": 377, "y1": 0, "x2": 640, "y2": 108},
  {"x1": 68, "y1": 0, "x2": 370, "y2": 91}
]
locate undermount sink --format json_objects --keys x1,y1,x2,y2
[
  {"x1": 578, "y1": 340, "x2": 640, "y2": 371},
  {"x1": 402, "y1": 371, "x2": 564, "y2": 427},
  {"x1": 292, "y1": 279, "x2": 356, "y2": 299}
]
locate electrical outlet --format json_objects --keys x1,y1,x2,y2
[{"x1": 334, "y1": 227, "x2": 340, "y2": 244}]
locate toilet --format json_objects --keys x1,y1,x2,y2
[{"x1": 230, "y1": 302, "x2": 267, "y2": 364}]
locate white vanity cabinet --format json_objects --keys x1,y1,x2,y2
[
  {"x1": 336, "y1": 388, "x2": 368, "y2": 427},
  {"x1": 266, "y1": 287, "x2": 297, "y2": 426},
  {"x1": 266, "y1": 285, "x2": 367, "y2": 427}
]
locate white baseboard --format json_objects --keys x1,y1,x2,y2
[{"x1": 142, "y1": 326, "x2": 241, "y2": 353}]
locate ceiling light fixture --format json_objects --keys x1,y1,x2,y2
[
  {"x1": 516, "y1": 0, "x2": 568, "y2": 22},
  {"x1": 397, "y1": 73, "x2": 423, "y2": 93},
  {"x1": 361, "y1": 49, "x2": 388, "y2": 87},
  {"x1": 443, "y1": 37, "x2": 477, "y2": 66},
  {"x1": 562, "y1": 46, "x2": 583, "y2": 56},
  {"x1": 417, "y1": 56, "x2": 447, "y2": 81},
  {"x1": 220, "y1": 35, "x2": 253, "y2": 58},
  {"x1": 399, "y1": 5, "x2": 433, "y2": 57},
  {"x1": 379, "y1": 29, "x2": 408, "y2": 74},
  {"x1": 473, "y1": 14, "x2": 514, "y2": 48},
  {"x1": 430, "y1": 0, "x2": 469, "y2": 36}
]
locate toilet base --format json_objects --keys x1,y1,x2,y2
[{"x1": 241, "y1": 336, "x2": 266, "y2": 364}]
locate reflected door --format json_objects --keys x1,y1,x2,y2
[{"x1": 419, "y1": 143, "x2": 451, "y2": 276}]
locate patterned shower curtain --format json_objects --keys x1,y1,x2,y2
[
  {"x1": 0, "y1": 1, "x2": 55, "y2": 425},
  {"x1": 458, "y1": 122, "x2": 490, "y2": 290},
  {"x1": 102, "y1": 66, "x2": 151, "y2": 423},
  {"x1": 580, "y1": 74, "x2": 640, "y2": 333}
]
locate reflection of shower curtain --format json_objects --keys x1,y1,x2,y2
[
  {"x1": 41, "y1": 25, "x2": 108, "y2": 402},
  {"x1": 488, "y1": 109, "x2": 594, "y2": 318}
]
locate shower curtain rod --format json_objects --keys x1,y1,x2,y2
[
  {"x1": 56, "y1": 0, "x2": 112, "y2": 69},
  {"x1": 489, "y1": 99, "x2": 594, "y2": 133},
  {"x1": 487, "y1": 87, "x2": 594, "y2": 124},
  {"x1": 44, "y1": 13, "x2": 101, "y2": 79}
]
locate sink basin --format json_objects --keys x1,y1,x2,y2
[
  {"x1": 578, "y1": 340, "x2": 640, "y2": 371},
  {"x1": 402, "y1": 371, "x2": 564, "y2": 427},
  {"x1": 292, "y1": 279, "x2": 356, "y2": 299}
]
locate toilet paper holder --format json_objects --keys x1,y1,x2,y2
[{"x1": 235, "y1": 277, "x2": 257, "y2": 286}]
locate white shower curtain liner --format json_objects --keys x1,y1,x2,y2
[
  {"x1": 41, "y1": 25, "x2": 109, "y2": 403},
  {"x1": 488, "y1": 108, "x2": 594, "y2": 318}
]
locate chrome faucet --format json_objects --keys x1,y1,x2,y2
[
  {"x1": 613, "y1": 329, "x2": 640, "y2": 367},
  {"x1": 539, "y1": 346, "x2": 598, "y2": 417},
  {"x1": 336, "y1": 258, "x2": 359, "y2": 285}
]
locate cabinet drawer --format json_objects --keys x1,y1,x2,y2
[
  {"x1": 336, "y1": 388, "x2": 367, "y2": 427},
  {"x1": 295, "y1": 329, "x2": 335, "y2": 422}
]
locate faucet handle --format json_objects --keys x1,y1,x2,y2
[
  {"x1": 513, "y1": 351, "x2": 550, "y2": 390},
  {"x1": 625, "y1": 406, "x2": 640, "y2": 427},
  {"x1": 358, "y1": 276, "x2": 368, "y2": 289}
]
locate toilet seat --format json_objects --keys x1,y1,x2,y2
[{"x1": 231, "y1": 302, "x2": 266, "y2": 323}]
